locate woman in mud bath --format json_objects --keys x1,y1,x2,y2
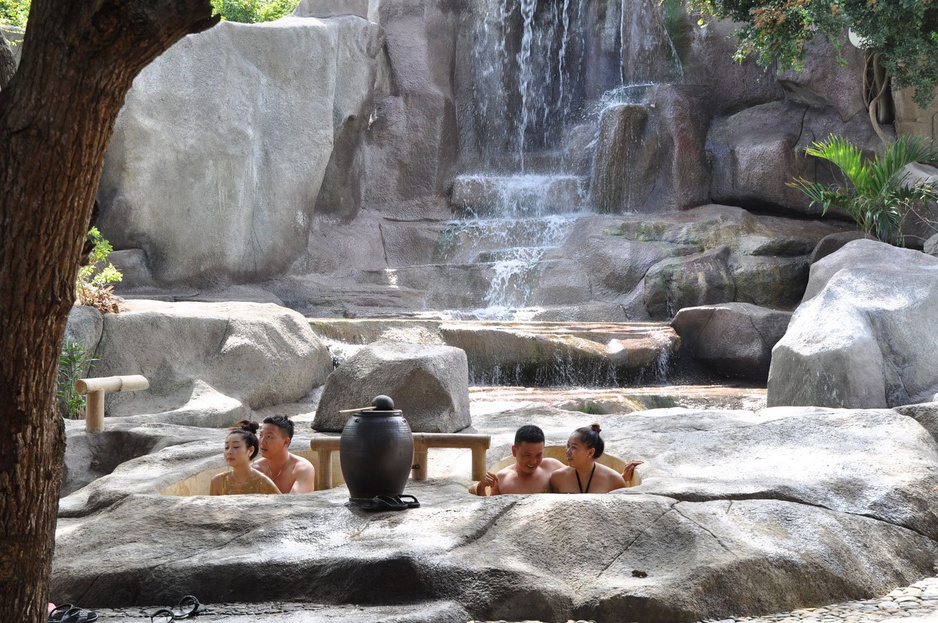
[
  {"x1": 210, "y1": 420, "x2": 281, "y2": 495},
  {"x1": 550, "y1": 423, "x2": 637, "y2": 494}
]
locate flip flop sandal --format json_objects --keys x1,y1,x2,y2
[
  {"x1": 170, "y1": 595, "x2": 201, "y2": 619},
  {"x1": 48, "y1": 605, "x2": 98, "y2": 623},
  {"x1": 397, "y1": 494, "x2": 420, "y2": 509},
  {"x1": 150, "y1": 608, "x2": 175, "y2": 623},
  {"x1": 361, "y1": 494, "x2": 408, "y2": 512}
]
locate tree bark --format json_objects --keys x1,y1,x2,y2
[{"x1": 0, "y1": 1, "x2": 217, "y2": 620}]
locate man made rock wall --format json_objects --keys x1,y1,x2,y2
[
  {"x1": 93, "y1": 0, "x2": 910, "y2": 320},
  {"x1": 768, "y1": 240, "x2": 938, "y2": 408},
  {"x1": 97, "y1": 17, "x2": 383, "y2": 286}
]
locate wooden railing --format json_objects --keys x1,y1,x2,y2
[
  {"x1": 310, "y1": 432, "x2": 491, "y2": 491},
  {"x1": 75, "y1": 375, "x2": 149, "y2": 432}
]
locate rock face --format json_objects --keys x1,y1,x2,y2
[
  {"x1": 707, "y1": 101, "x2": 880, "y2": 215},
  {"x1": 313, "y1": 340, "x2": 471, "y2": 433},
  {"x1": 671, "y1": 303, "x2": 791, "y2": 381},
  {"x1": 52, "y1": 405, "x2": 938, "y2": 622},
  {"x1": 89, "y1": 300, "x2": 333, "y2": 424},
  {"x1": 590, "y1": 85, "x2": 711, "y2": 213},
  {"x1": 438, "y1": 321, "x2": 679, "y2": 386},
  {"x1": 768, "y1": 240, "x2": 938, "y2": 408},
  {"x1": 96, "y1": 17, "x2": 383, "y2": 286}
]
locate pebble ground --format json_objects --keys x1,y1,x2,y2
[{"x1": 85, "y1": 573, "x2": 938, "y2": 622}]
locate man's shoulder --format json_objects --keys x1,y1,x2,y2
[
  {"x1": 496, "y1": 463, "x2": 518, "y2": 476},
  {"x1": 540, "y1": 457, "x2": 566, "y2": 471},
  {"x1": 290, "y1": 452, "x2": 315, "y2": 471}
]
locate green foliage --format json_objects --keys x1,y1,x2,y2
[
  {"x1": 76, "y1": 227, "x2": 124, "y2": 313},
  {"x1": 58, "y1": 338, "x2": 96, "y2": 419},
  {"x1": 1, "y1": 0, "x2": 298, "y2": 27},
  {"x1": 789, "y1": 134, "x2": 938, "y2": 244},
  {"x1": 686, "y1": 0, "x2": 938, "y2": 107},
  {"x1": 0, "y1": 0, "x2": 28, "y2": 28},
  {"x1": 211, "y1": 0, "x2": 298, "y2": 23}
]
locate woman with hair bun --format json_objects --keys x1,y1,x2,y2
[
  {"x1": 549, "y1": 423, "x2": 638, "y2": 494},
  {"x1": 210, "y1": 420, "x2": 281, "y2": 495}
]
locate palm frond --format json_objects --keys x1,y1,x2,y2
[
  {"x1": 805, "y1": 134, "x2": 872, "y2": 193},
  {"x1": 792, "y1": 133, "x2": 938, "y2": 245}
]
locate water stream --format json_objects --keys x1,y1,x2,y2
[{"x1": 429, "y1": 0, "x2": 687, "y2": 383}]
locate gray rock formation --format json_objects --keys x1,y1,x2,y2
[
  {"x1": 52, "y1": 405, "x2": 938, "y2": 622},
  {"x1": 438, "y1": 320, "x2": 678, "y2": 386},
  {"x1": 629, "y1": 204, "x2": 852, "y2": 319},
  {"x1": 88, "y1": 300, "x2": 332, "y2": 423},
  {"x1": 96, "y1": 17, "x2": 383, "y2": 286},
  {"x1": 590, "y1": 85, "x2": 711, "y2": 213},
  {"x1": 64, "y1": 305, "x2": 104, "y2": 353},
  {"x1": 313, "y1": 340, "x2": 471, "y2": 433},
  {"x1": 769, "y1": 240, "x2": 938, "y2": 408},
  {"x1": 707, "y1": 101, "x2": 880, "y2": 215},
  {"x1": 671, "y1": 303, "x2": 791, "y2": 381}
]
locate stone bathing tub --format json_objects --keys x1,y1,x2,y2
[{"x1": 52, "y1": 404, "x2": 938, "y2": 622}]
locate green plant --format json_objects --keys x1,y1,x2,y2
[
  {"x1": 685, "y1": 0, "x2": 938, "y2": 142},
  {"x1": 789, "y1": 134, "x2": 938, "y2": 245},
  {"x1": 76, "y1": 227, "x2": 124, "y2": 313},
  {"x1": 57, "y1": 338, "x2": 96, "y2": 419},
  {"x1": 211, "y1": 0, "x2": 298, "y2": 23},
  {"x1": 0, "y1": 0, "x2": 29, "y2": 28},
  {"x1": 2, "y1": 0, "x2": 299, "y2": 28}
]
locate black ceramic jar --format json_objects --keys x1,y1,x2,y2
[{"x1": 339, "y1": 395, "x2": 414, "y2": 502}]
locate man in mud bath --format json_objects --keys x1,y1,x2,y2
[
  {"x1": 255, "y1": 415, "x2": 316, "y2": 493},
  {"x1": 470, "y1": 424, "x2": 642, "y2": 495},
  {"x1": 470, "y1": 424, "x2": 565, "y2": 495}
]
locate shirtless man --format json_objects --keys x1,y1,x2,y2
[
  {"x1": 254, "y1": 415, "x2": 316, "y2": 493},
  {"x1": 470, "y1": 425, "x2": 565, "y2": 495}
]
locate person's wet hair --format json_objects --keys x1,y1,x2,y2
[
  {"x1": 228, "y1": 419, "x2": 261, "y2": 459},
  {"x1": 515, "y1": 424, "x2": 546, "y2": 446},
  {"x1": 573, "y1": 423, "x2": 604, "y2": 459},
  {"x1": 263, "y1": 414, "x2": 295, "y2": 440}
]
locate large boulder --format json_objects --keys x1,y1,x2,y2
[
  {"x1": 438, "y1": 321, "x2": 679, "y2": 386},
  {"x1": 91, "y1": 300, "x2": 333, "y2": 423},
  {"x1": 625, "y1": 205, "x2": 852, "y2": 318},
  {"x1": 64, "y1": 305, "x2": 104, "y2": 353},
  {"x1": 707, "y1": 101, "x2": 880, "y2": 215},
  {"x1": 96, "y1": 17, "x2": 383, "y2": 287},
  {"x1": 589, "y1": 84, "x2": 711, "y2": 213},
  {"x1": 671, "y1": 303, "x2": 791, "y2": 381},
  {"x1": 313, "y1": 340, "x2": 471, "y2": 433},
  {"x1": 768, "y1": 240, "x2": 938, "y2": 408},
  {"x1": 53, "y1": 406, "x2": 938, "y2": 621}
]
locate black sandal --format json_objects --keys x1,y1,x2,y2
[
  {"x1": 397, "y1": 494, "x2": 421, "y2": 509},
  {"x1": 171, "y1": 595, "x2": 201, "y2": 619},
  {"x1": 361, "y1": 494, "x2": 408, "y2": 511},
  {"x1": 49, "y1": 604, "x2": 98, "y2": 623},
  {"x1": 150, "y1": 608, "x2": 175, "y2": 623}
]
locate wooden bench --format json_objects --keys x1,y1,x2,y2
[
  {"x1": 310, "y1": 432, "x2": 491, "y2": 491},
  {"x1": 75, "y1": 375, "x2": 149, "y2": 432}
]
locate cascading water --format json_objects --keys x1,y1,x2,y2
[{"x1": 450, "y1": 0, "x2": 684, "y2": 320}]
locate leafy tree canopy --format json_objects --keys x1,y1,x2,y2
[
  {"x1": 0, "y1": 0, "x2": 298, "y2": 28},
  {"x1": 687, "y1": 0, "x2": 938, "y2": 107}
]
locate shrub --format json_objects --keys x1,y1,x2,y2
[
  {"x1": 57, "y1": 338, "x2": 96, "y2": 419},
  {"x1": 789, "y1": 134, "x2": 938, "y2": 245},
  {"x1": 0, "y1": 0, "x2": 29, "y2": 28},
  {"x1": 76, "y1": 227, "x2": 124, "y2": 313},
  {"x1": 211, "y1": 0, "x2": 298, "y2": 23}
]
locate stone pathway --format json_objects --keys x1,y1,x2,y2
[{"x1": 85, "y1": 574, "x2": 938, "y2": 622}]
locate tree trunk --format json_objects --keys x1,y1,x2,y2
[{"x1": 0, "y1": 2, "x2": 217, "y2": 620}]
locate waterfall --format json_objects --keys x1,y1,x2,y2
[
  {"x1": 469, "y1": 0, "x2": 585, "y2": 172},
  {"x1": 453, "y1": 0, "x2": 685, "y2": 319}
]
